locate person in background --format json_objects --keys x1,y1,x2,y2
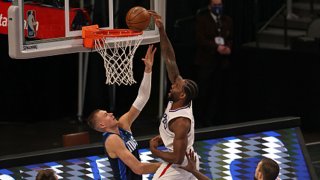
[
  {"x1": 181, "y1": 152, "x2": 280, "y2": 180},
  {"x1": 194, "y1": 0, "x2": 233, "y2": 127},
  {"x1": 254, "y1": 157, "x2": 280, "y2": 180},
  {"x1": 36, "y1": 169, "x2": 58, "y2": 180}
]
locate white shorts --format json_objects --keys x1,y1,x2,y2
[{"x1": 152, "y1": 153, "x2": 199, "y2": 180}]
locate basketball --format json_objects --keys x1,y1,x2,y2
[{"x1": 126, "y1": 6, "x2": 151, "y2": 32}]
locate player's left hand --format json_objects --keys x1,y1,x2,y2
[
  {"x1": 180, "y1": 149, "x2": 197, "y2": 173},
  {"x1": 149, "y1": 135, "x2": 163, "y2": 148}
]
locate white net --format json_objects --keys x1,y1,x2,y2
[{"x1": 94, "y1": 36, "x2": 143, "y2": 85}]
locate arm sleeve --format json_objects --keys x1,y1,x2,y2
[{"x1": 132, "y1": 72, "x2": 152, "y2": 111}]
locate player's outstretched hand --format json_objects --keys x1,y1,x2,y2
[{"x1": 142, "y1": 44, "x2": 157, "y2": 73}]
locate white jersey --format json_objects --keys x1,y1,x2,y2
[
  {"x1": 153, "y1": 101, "x2": 197, "y2": 180},
  {"x1": 159, "y1": 101, "x2": 195, "y2": 154}
]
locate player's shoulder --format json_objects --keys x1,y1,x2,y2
[
  {"x1": 105, "y1": 133, "x2": 123, "y2": 146},
  {"x1": 169, "y1": 117, "x2": 191, "y2": 133},
  {"x1": 170, "y1": 116, "x2": 191, "y2": 127}
]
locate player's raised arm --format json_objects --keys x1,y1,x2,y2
[
  {"x1": 149, "y1": 11, "x2": 181, "y2": 84},
  {"x1": 118, "y1": 45, "x2": 157, "y2": 131}
]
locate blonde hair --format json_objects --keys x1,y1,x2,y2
[{"x1": 87, "y1": 109, "x2": 101, "y2": 130}]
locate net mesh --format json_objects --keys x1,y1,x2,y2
[{"x1": 94, "y1": 36, "x2": 143, "y2": 85}]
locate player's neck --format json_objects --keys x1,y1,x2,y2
[
  {"x1": 171, "y1": 100, "x2": 186, "y2": 110},
  {"x1": 106, "y1": 126, "x2": 120, "y2": 135}
]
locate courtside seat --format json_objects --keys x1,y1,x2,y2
[{"x1": 62, "y1": 131, "x2": 90, "y2": 147}]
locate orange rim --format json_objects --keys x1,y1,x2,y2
[
  {"x1": 82, "y1": 26, "x2": 143, "y2": 48},
  {"x1": 95, "y1": 29, "x2": 143, "y2": 38}
]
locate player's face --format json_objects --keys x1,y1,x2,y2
[
  {"x1": 212, "y1": 0, "x2": 222, "y2": 5},
  {"x1": 254, "y1": 161, "x2": 262, "y2": 180},
  {"x1": 95, "y1": 110, "x2": 118, "y2": 129},
  {"x1": 168, "y1": 79, "x2": 186, "y2": 102}
]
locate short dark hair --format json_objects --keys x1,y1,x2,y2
[
  {"x1": 183, "y1": 79, "x2": 199, "y2": 105},
  {"x1": 87, "y1": 109, "x2": 101, "y2": 129},
  {"x1": 36, "y1": 169, "x2": 57, "y2": 180},
  {"x1": 260, "y1": 157, "x2": 280, "y2": 180}
]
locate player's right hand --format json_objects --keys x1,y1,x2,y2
[
  {"x1": 148, "y1": 10, "x2": 163, "y2": 29},
  {"x1": 142, "y1": 45, "x2": 157, "y2": 73},
  {"x1": 148, "y1": 10, "x2": 161, "y2": 19}
]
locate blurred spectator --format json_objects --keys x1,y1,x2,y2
[
  {"x1": 36, "y1": 169, "x2": 58, "y2": 180},
  {"x1": 194, "y1": 0, "x2": 233, "y2": 127},
  {"x1": 254, "y1": 157, "x2": 280, "y2": 180}
]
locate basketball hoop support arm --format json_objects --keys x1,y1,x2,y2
[{"x1": 158, "y1": 0, "x2": 167, "y2": 120}]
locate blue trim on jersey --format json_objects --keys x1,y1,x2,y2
[{"x1": 168, "y1": 102, "x2": 191, "y2": 112}]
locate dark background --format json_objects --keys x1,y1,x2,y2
[{"x1": 0, "y1": 0, "x2": 320, "y2": 154}]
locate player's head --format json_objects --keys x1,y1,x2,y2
[
  {"x1": 36, "y1": 169, "x2": 58, "y2": 180},
  {"x1": 208, "y1": 0, "x2": 222, "y2": 6},
  {"x1": 183, "y1": 79, "x2": 198, "y2": 104},
  {"x1": 254, "y1": 157, "x2": 279, "y2": 180},
  {"x1": 168, "y1": 78, "x2": 198, "y2": 105},
  {"x1": 87, "y1": 109, "x2": 118, "y2": 132},
  {"x1": 207, "y1": 0, "x2": 223, "y2": 5}
]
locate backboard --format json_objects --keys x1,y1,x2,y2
[{"x1": 8, "y1": 0, "x2": 165, "y2": 59}]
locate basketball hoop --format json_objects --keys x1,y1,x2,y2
[{"x1": 82, "y1": 25, "x2": 143, "y2": 85}]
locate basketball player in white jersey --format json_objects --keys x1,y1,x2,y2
[{"x1": 148, "y1": 12, "x2": 199, "y2": 180}]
